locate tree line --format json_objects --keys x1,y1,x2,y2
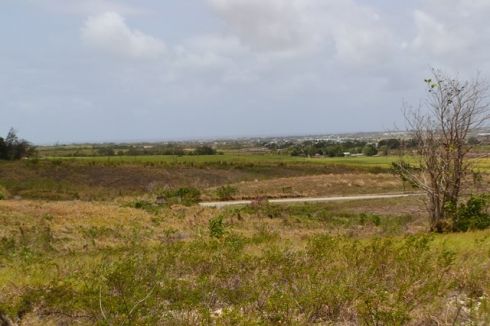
[{"x1": 270, "y1": 139, "x2": 404, "y2": 157}]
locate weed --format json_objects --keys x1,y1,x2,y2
[
  {"x1": 162, "y1": 187, "x2": 201, "y2": 206},
  {"x1": 359, "y1": 213, "x2": 381, "y2": 226},
  {"x1": 0, "y1": 185, "x2": 8, "y2": 200},
  {"x1": 127, "y1": 199, "x2": 163, "y2": 214},
  {"x1": 215, "y1": 185, "x2": 238, "y2": 200},
  {"x1": 209, "y1": 215, "x2": 225, "y2": 239}
]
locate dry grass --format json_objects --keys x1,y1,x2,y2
[
  {"x1": 204, "y1": 173, "x2": 406, "y2": 200},
  {"x1": 0, "y1": 198, "x2": 489, "y2": 325},
  {"x1": 0, "y1": 197, "x2": 421, "y2": 253},
  {"x1": 0, "y1": 159, "x2": 360, "y2": 201}
]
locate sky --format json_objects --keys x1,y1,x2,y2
[{"x1": 2, "y1": 0, "x2": 490, "y2": 144}]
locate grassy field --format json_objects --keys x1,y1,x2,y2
[
  {"x1": 36, "y1": 154, "x2": 490, "y2": 177},
  {"x1": 1, "y1": 155, "x2": 488, "y2": 201},
  {"x1": 39, "y1": 154, "x2": 400, "y2": 170},
  {"x1": 0, "y1": 152, "x2": 489, "y2": 324},
  {"x1": 0, "y1": 198, "x2": 489, "y2": 325},
  {"x1": 0, "y1": 155, "x2": 398, "y2": 201}
]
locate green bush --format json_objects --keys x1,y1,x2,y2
[
  {"x1": 3, "y1": 232, "x2": 489, "y2": 324},
  {"x1": 0, "y1": 185, "x2": 7, "y2": 200},
  {"x1": 215, "y1": 185, "x2": 238, "y2": 200},
  {"x1": 127, "y1": 199, "x2": 162, "y2": 214},
  {"x1": 0, "y1": 129, "x2": 36, "y2": 160},
  {"x1": 209, "y1": 215, "x2": 225, "y2": 238},
  {"x1": 163, "y1": 187, "x2": 201, "y2": 206},
  {"x1": 192, "y1": 146, "x2": 217, "y2": 155},
  {"x1": 453, "y1": 195, "x2": 490, "y2": 231},
  {"x1": 362, "y1": 144, "x2": 378, "y2": 156},
  {"x1": 359, "y1": 213, "x2": 381, "y2": 226}
]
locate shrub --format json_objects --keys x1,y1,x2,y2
[
  {"x1": 209, "y1": 215, "x2": 225, "y2": 238},
  {"x1": 0, "y1": 128, "x2": 36, "y2": 160},
  {"x1": 215, "y1": 185, "x2": 238, "y2": 201},
  {"x1": 359, "y1": 213, "x2": 381, "y2": 226},
  {"x1": 0, "y1": 185, "x2": 8, "y2": 200},
  {"x1": 362, "y1": 144, "x2": 378, "y2": 156},
  {"x1": 127, "y1": 199, "x2": 162, "y2": 214},
  {"x1": 192, "y1": 146, "x2": 217, "y2": 155},
  {"x1": 453, "y1": 195, "x2": 490, "y2": 231},
  {"x1": 163, "y1": 187, "x2": 201, "y2": 206}
]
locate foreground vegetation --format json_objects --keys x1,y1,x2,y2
[
  {"x1": 0, "y1": 198, "x2": 489, "y2": 325},
  {"x1": 0, "y1": 143, "x2": 489, "y2": 324}
]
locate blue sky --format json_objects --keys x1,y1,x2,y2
[{"x1": 2, "y1": 0, "x2": 490, "y2": 143}]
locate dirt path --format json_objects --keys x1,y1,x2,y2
[{"x1": 200, "y1": 192, "x2": 423, "y2": 208}]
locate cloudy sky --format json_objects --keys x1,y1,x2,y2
[{"x1": 2, "y1": 0, "x2": 490, "y2": 143}]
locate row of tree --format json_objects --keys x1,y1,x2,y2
[
  {"x1": 0, "y1": 129, "x2": 34, "y2": 160},
  {"x1": 286, "y1": 140, "x2": 388, "y2": 157}
]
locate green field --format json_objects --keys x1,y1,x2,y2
[
  {"x1": 47, "y1": 153, "x2": 396, "y2": 165},
  {"x1": 40, "y1": 153, "x2": 490, "y2": 170}
]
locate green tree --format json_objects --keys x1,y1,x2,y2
[
  {"x1": 0, "y1": 128, "x2": 35, "y2": 160},
  {"x1": 362, "y1": 144, "x2": 378, "y2": 156},
  {"x1": 193, "y1": 146, "x2": 217, "y2": 155}
]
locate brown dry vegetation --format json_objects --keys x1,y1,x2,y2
[
  {"x1": 204, "y1": 173, "x2": 406, "y2": 200},
  {"x1": 0, "y1": 197, "x2": 424, "y2": 251},
  {"x1": 0, "y1": 160, "x2": 366, "y2": 201}
]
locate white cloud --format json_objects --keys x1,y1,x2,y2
[
  {"x1": 207, "y1": 0, "x2": 396, "y2": 66},
  {"x1": 208, "y1": 0, "x2": 308, "y2": 53},
  {"x1": 78, "y1": 1, "x2": 399, "y2": 85},
  {"x1": 81, "y1": 12, "x2": 166, "y2": 59},
  {"x1": 411, "y1": 10, "x2": 468, "y2": 56},
  {"x1": 409, "y1": 0, "x2": 490, "y2": 68},
  {"x1": 327, "y1": 4, "x2": 395, "y2": 66}
]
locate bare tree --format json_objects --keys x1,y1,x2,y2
[{"x1": 395, "y1": 70, "x2": 489, "y2": 232}]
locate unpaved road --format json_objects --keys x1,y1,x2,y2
[{"x1": 200, "y1": 192, "x2": 423, "y2": 208}]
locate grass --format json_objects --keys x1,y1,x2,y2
[
  {"x1": 37, "y1": 153, "x2": 490, "y2": 170},
  {"x1": 0, "y1": 198, "x2": 489, "y2": 324},
  {"x1": 2, "y1": 155, "x2": 488, "y2": 201},
  {"x1": 40, "y1": 154, "x2": 402, "y2": 170},
  {"x1": 0, "y1": 156, "x2": 396, "y2": 201},
  {"x1": 0, "y1": 151, "x2": 489, "y2": 324},
  {"x1": 203, "y1": 173, "x2": 407, "y2": 201}
]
